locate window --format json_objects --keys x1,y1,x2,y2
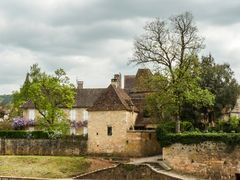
[
  {"x1": 107, "y1": 126, "x2": 112, "y2": 136},
  {"x1": 83, "y1": 127, "x2": 88, "y2": 136},
  {"x1": 29, "y1": 109, "x2": 35, "y2": 120},
  {"x1": 83, "y1": 110, "x2": 88, "y2": 121},
  {"x1": 69, "y1": 109, "x2": 76, "y2": 121}
]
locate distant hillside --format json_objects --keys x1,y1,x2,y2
[{"x1": 0, "y1": 95, "x2": 12, "y2": 106}]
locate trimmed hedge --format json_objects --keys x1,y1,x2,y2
[
  {"x1": 0, "y1": 130, "x2": 87, "y2": 139},
  {"x1": 157, "y1": 131, "x2": 240, "y2": 147}
]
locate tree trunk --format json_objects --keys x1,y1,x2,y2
[{"x1": 176, "y1": 115, "x2": 181, "y2": 133}]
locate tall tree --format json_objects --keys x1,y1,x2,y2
[
  {"x1": 131, "y1": 12, "x2": 215, "y2": 132},
  {"x1": 200, "y1": 55, "x2": 240, "y2": 119},
  {"x1": 12, "y1": 64, "x2": 76, "y2": 134}
]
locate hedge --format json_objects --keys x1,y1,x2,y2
[
  {"x1": 157, "y1": 131, "x2": 240, "y2": 147},
  {"x1": 0, "y1": 130, "x2": 87, "y2": 139}
]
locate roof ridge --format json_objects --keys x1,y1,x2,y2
[{"x1": 111, "y1": 85, "x2": 130, "y2": 111}]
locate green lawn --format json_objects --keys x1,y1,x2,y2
[{"x1": 0, "y1": 156, "x2": 91, "y2": 178}]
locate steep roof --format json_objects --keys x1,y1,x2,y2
[
  {"x1": 124, "y1": 68, "x2": 152, "y2": 93},
  {"x1": 21, "y1": 88, "x2": 105, "y2": 109},
  {"x1": 21, "y1": 100, "x2": 35, "y2": 109},
  {"x1": 88, "y1": 84, "x2": 138, "y2": 112},
  {"x1": 124, "y1": 75, "x2": 136, "y2": 92},
  {"x1": 74, "y1": 88, "x2": 105, "y2": 108}
]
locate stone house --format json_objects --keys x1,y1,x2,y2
[
  {"x1": 87, "y1": 84, "x2": 139, "y2": 154},
  {"x1": 21, "y1": 69, "x2": 161, "y2": 156},
  {"x1": 22, "y1": 81, "x2": 105, "y2": 135}
]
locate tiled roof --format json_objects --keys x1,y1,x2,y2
[
  {"x1": 124, "y1": 75, "x2": 135, "y2": 92},
  {"x1": 21, "y1": 88, "x2": 105, "y2": 109},
  {"x1": 21, "y1": 100, "x2": 35, "y2": 109},
  {"x1": 124, "y1": 68, "x2": 152, "y2": 93},
  {"x1": 74, "y1": 88, "x2": 105, "y2": 108},
  {"x1": 88, "y1": 84, "x2": 138, "y2": 112}
]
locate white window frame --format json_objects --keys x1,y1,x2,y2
[
  {"x1": 83, "y1": 109, "x2": 88, "y2": 121},
  {"x1": 83, "y1": 127, "x2": 88, "y2": 135},
  {"x1": 69, "y1": 109, "x2": 76, "y2": 122},
  {"x1": 28, "y1": 109, "x2": 35, "y2": 120}
]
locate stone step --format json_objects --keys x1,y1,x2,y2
[{"x1": 158, "y1": 161, "x2": 172, "y2": 171}]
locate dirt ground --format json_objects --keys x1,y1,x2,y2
[{"x1": 87, "y1": 158, "x2": 116, "y2": 172}]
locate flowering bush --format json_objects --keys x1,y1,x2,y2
[
  {"x1": 70, "y1": 120, "x2": 88, "y2": 128},
  {"x1": 26, "y1": 119, "x2": 35, "y2": 127},
  {"x1": 12, "y1": 118, "x2": 36, "y2": 130},
  {"x1": 12, "y1": 118, "x2": 26, "y2": 130}
]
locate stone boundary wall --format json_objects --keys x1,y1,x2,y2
[
  {"x1": 0, "y1": 138, "x2": 87, "y2": 156},
  {"x1": 163, "y1": 142, "x2": 240, "y2": 179},
  {"x1": 125, "y1": 130, "x2": 162, "y2": 157},
  {"x1": 75, "y1": 164, "x2": 180, "y2": 180}
]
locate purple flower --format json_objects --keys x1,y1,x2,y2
[
  {"x1": 12, "y1": 118, "x2": 26, "y2": 130},
  {"x1": 26, "y1": 119, "x2": 35, "y2": 127},
  {"x1": 12, "y1": 118, "x2": 36, "y2": 130}
]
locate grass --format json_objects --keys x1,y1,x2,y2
[{"x1": 0, "y1": 155, "x2": 91, "y2": 178}]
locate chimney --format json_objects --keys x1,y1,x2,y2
[
  {"x1": 111, "y1": 78, "x2": 118, "y2": 88},
  {"x1": 111, "y1": 73, "x2": 121, "y2": 88},
  {"x1": 77, "y1": 80, "x2": 83, "y2": 89}
]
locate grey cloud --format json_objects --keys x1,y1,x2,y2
[{"x1": 0, "y1": 0, "x2": 239, "y2": 94}]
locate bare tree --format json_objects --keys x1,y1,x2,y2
[{"x1": 131, "y1": 12, "x2": 205, "y2": 133}]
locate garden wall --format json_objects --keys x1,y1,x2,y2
[
  {"x1": 125, "y1": 130, "x2": 162, "y2": 157},
  {"x1": 0, "y1": 138, "x2": 87, "y2": 156},
  {"x1": 163, "y1": 142, "x2": 240, "y2": 179}
]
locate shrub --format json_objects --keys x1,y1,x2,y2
[
  {"x1": 0, "y1": 130, "x2": 49, "y2": 139},
  {"x1": 0, "y1": 130, "x2": 87, "y2": 139},
  {"x1": 157, "y1": 120, "x2": 194, "y2": 134},
  {"x1": 215, "y1": 116, "x2": 240, "y2": 133},
  {"x1": 181, "y1": 121, "x2": 194, "y2": 132},
  {"x1": 157, "y1": 131, "x2": 240, "y2": 147}
]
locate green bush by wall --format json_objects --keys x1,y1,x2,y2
[
  {"x1": 157, "y1": 131, "x2": 240, "y2": 147},
  {"x1": 0, "y1": 130, "x2": 87, "y2": 139}
]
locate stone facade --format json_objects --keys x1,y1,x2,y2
[
  {"x1": 88, "y1": 111, "x2": 161, "y2": 156},
  {"x1": 88, "y1": 111, "x2": 137, "y2": 154},
  {"x1": 125, "y1": 130, "x2": 161, "y2": 156},
  {"x1": 163, "y1": 142, "x2": 240, "y2": 179}
]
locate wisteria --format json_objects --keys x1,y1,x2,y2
[
  {"x1": 12, "y1": 118, "x2": 35, "y2": 130},
  {"x1": 70, "y1": 120, "x2": 88, "y2": 128}
]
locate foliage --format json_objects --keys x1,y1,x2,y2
[
  {"x1": 0, "y1": 130, "x2": 49, "y2": 139},
  {"x1": 157, "y1": 131, "x2": 240, "y2": 147},
  {"x1": 0, "y1": 120, "x2": 13, "y2": 130},
  {"x1": 200, "y1": 55, "x2": 240, "y2": 118},
  {"x1": 12, "y1": 64, "x2": 76, "y2": 134},
  {"x1": 212, "y1": 116, "x2": 240, "y2": 133},
  {"x1": 0, "y1": 130, "x2": 87, "y2": 139},
  {"x1": 158, "y1": 120, "x2": 194, "y2": 134},
  {"x1": 131, "y1": 12, "x2": 215, "y2": 132},
  {"x1": 0, "y1": 95, "x2": 12, "y2": 106}
]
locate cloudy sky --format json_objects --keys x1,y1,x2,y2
[{"x1": 0, "y1": 0, "x2": 239, "y2": 94}]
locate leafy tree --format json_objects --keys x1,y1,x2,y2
[
  {"x1": 200, "y1": 55, "x2": 240, "y2": 119},
  {"x1": 131, "y1": 12, "x2": 215, "y2": 132},
  {"x1": 12, "y1": 64, "x2": 76, "y2": 134}
]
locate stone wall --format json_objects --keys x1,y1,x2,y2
[
  {"x1": 125, "y1": 130, "x2": 161, "y2": 157},
  {"x1": 76, "y1": 164, "x2": 180, "y2": 180},
  {"x1": 163, "y1": 142, "x2": 240, "y2": 179},
  {"x1": 88, "y1": 110, "x2": 138, "y2": 154},
  {"x1": 0, "y1": 138, "x2": 87, "y2": 156}
]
